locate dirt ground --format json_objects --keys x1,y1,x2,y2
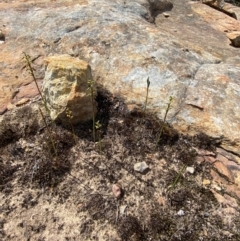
[{"x1": 0, "y1": 87, "x2": 240, "y2": 241}]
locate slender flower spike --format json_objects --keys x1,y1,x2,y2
[
  {"x1": 147, "y1": 77, "x2": 150, "y2": 88},
  {"x1": 155, "y1": 96, "x2": 173, "y2": 150},
  {"x1": 66, "y1": 108, "x2": 77, "y2": 144}
]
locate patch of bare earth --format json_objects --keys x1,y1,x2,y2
[{"x1": 0, "y1": 87, "x2": 240, "y2": 241}]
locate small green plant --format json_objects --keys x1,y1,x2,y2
[
  {"x1": 143, "y1": 77, "x2": 150, "y2": 114},
  {"x1": 140, "y1": 77, "x2": 150, "y2": 127},
  {"x1": 154, "y1": 96, "x2": 173, "y2": 150},
  {"x1": 23, "y1": 52, "x2": 57, "y2": 155},
  {"x1": 66, "y1": 108, "x2": 77, "y2": 145},
  {"x1": 23, "y1": 52, "x2": 54, "y2": 124},
  {"x1": 39, "y1": 107, "x2": 57, "y2": 156},
  {"x1": 169, "y1": 164, "x2": 187, "y2": 190},
  {"x1": 87, "y1": 79, "x2": 96, "y2": 142},
  {"x1": 95, "y1": 120, "x2": 102, "y2": 154}
]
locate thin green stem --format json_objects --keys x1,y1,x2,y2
[
  {"x1": 95, "y1": 120, "x2": 102, "y2": 154},
  {"x1": 169, "y1": 164, "x2": 187, "y2": 190},
  {"x1": 143, "y1": 77, "x2": 150, "y2": 114},
  {"x1": 39, "y1": 108, "x2": 57, "y2": 156},
  {"x1": 154, "y1": 96, "x2": 173, "y2": 150},
  {"x1": 92, "y1": 90, "x2": 96, "y2": 142},
  {"x1": 23, "y1": 52, "x2": 50, "y2": 116},
  {"x1": 88, "y1": 80, "x2": 96, "y2": 142},
  {"x1": 70, "y1": 120, "x2": 77, "y2": 145},
  {"x1": 66, "y1": 108, "x2": 77, "y2": 145}
]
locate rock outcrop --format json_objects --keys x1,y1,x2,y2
[
  {"x1": 42, "y1": 55, "x2": 97, "y2": 124},
  {"x1": 0, "y1": 0, "x2": 240, "y2": 154}
]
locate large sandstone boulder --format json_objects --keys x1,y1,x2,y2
[{"x1": 42, "y1": 55, "x2": 97, "y2": 124}]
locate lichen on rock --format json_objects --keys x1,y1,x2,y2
[{"x1": 42, "y1": 54, "x2": 97, "y2": 125}]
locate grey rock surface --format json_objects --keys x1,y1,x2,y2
[{"x1": 0, "y1": 0, "x2": 240, "y2": 154}]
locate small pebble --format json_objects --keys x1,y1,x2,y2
[
  {"x1": 112, "y1": 183, "x2": 122, "y2": 198},
  {"x1": 204, "y1": 212, "x2": 210, "y2": 217},
  {"x1": 15, "y1": 98, "x2": 29, "y2": 107},
  {"x1": 212, "y1": 184, "x2": 221, "y2": 191},
  {"x1": 203, "y1": 179, "x2": 211, "y2": 185},
  {"x1": 120, "y1": 205, "x2": 127, "y2": 215},
  {"x1": 186, "y1": 166, "x2": 195, "y2": 174},
  {"x1": 177, "y1": 209, "x2": 185, "y2": 216},
  {"x1": 163, "y1": 12, "x2": 170, "y2": 17},
  {"x1": 134, "y1": 161, "x2": 149, "y2": 173},
  {"x1": 158, "y1": 197, "x2": 166, "y2": 207}
]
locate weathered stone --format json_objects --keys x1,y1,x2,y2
[
  {"x1": 177, "y1": 209, "x2": 185, "y2": 216},
  {"x1": 15, "y1": 98, "x2": 29, "y2": 106},
  {"x1": 211, "y1": 189, "x2": 238, "y2": 208},
  {"x1": 194, "y1": 148, "x2": 216, "y2": 157},
  {"x1": 214, "y1": 161, "x2": 235, "y2": 182},
  {"x1": 0, "y1": 102, "x2": 7, "y2": 115},
  {"x1": 211, "y1": 183, "x2": 222, "y2": 191},
  {"x1": 186, "y1": 166, "x2": 195, "y2": 174},
  {"x1": 6, "y1": 103, "x2": 15, "y2": 111},
  {"x1": 42, "y1": 55, "x2": 97, "y2": 124},
  {"x1": 211, "y1": 169, "x2": 229, "y2": 185},
  {"x1": 204, "y1": 156, "x2": 216, "y2": 164},
  {"x1": 210, "y1": 166, "x2": 240, "y2": 200},
  {"x1": 134, "y1": 161, "x2": 149, "y2": 173},
  {"x1": 157, "y1": 196, "x2": 167, "y2": 207},
  {"x1": 112, "y1": 183, "x2": 122, "y2": 198},
  {"x1": 13, "y1": 80, "x2": 42, "y2": 104},
  {"x1": 163, "y1": 12, "x2": 170, "y2": 17},
  {"x1": 220, "y1": 2, "x2": 240, "y2": 20},
  {"x1": 196, "y1": 156, "x2": 205, "y2": 164},
  {"x1": 203, "y1": 179, "x2": 211, "y2": 185},
  {"x1": 224, "y1": 185, "x2": 240, "y2": 199},
  {"x1": 227, "y1": 31, "x2": 240, "y2": 47},
  {"x1": 0, "y1": 0, "x2": 240, "y2": 154},
  {"x1": 194, "y1": 0, "x2": 240, "y2": 57},
  {"x1": 216, "y1": 147, "x2": 240, "y2": 164},
  {"x1": 215, "y1": 153, "x2": 240, "y2": 185}
]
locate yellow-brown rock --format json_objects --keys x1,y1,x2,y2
[{"x1": 42, "y1": 55, "x2": 97, "y2": 124}]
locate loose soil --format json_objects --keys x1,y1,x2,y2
[{"x1": 0, "y1": 87, "x2": 240, "y2": 241}]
